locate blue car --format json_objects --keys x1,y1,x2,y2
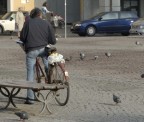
[{"x1": 71, "y1": 11, "x2": 138, "y2": 36}]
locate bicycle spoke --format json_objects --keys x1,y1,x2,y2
[{"x1": 49, "y1": 64, "x2": 70, "y2": 106}]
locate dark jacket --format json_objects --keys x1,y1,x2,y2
[{"x1": 20, "y1": 17, "x2": 56, "y2": 53}]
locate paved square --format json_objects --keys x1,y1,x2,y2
[{"x1": 0, "y1": 35, "x2": 144, "y2": 122}]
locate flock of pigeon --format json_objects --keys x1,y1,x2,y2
[
  {"x1": 65, "y1": 41, "x2": 142, "y2": 62},
  {"x1": 79, "y1": 52, "x2": 111, "y2": 60},
  {"x1": 65, "y1": 52, "x2": 111, "y2": 62}
]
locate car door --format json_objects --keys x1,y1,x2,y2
[
  {"x1": 118, "y1": 12, "x2": 138, "y2": 32},
  {"x1": 96, "y1": 12, "x2": 119, "y2": 33},
  {"x1": 3, "y1": 13, "x2": 16, "y2": 31}
]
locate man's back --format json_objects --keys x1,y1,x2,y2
[
  {"x1": 27, "y1": 18, "x2": 52, "y2": 46},
  {"x1": 20, "y1": 16, "x2": 56, "y2": 53}
]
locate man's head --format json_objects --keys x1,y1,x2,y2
[
  {"x1": 30, "y1": 8, "x2": 42, "y2": 18},
  {"x1": 42, "y1": 2, "x2": 47, "y2": 7},
  {"x1": 18, "y1": 7, "x2": 23, "y2": 12}
]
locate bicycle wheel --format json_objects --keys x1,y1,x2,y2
[{"x1": 48, "y1": 63, "x2": 70, "y2": 106}]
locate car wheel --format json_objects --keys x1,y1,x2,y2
[
  {"x1": 78, "y1": 33, "x2": 86, "y2": 36},
  {"x1": 138, "y1": 33, "x2": 143, "y2": 35},
  {"x1": 0, "y1": 26, "x2": 3, "y2": 34},
  {"x1": 121, "y1": 32, "x2": 130, "y2": 36},
  {"x1": 86, "y1": 26, "x2": 96, "y2": 36}
]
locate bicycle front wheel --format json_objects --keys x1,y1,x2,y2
[{"x1": 49, "y1": 64, "x2": 70, "y2": 106}]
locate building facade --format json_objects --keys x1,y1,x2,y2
[
  {"x1": 0, "y1": 0, "x2": 143, "y2": 23},
  {"x1": 34, "y1": 0, "x2": 46, "y2": 9},
  {"x1": 0, "y1": 0, "x2": 35, "y2": 15},
  {"x1": 47, "y1": 0, "x2": 144, "y2": 23}
]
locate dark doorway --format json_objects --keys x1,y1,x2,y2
[
  {"x1": 0, "y1": 0, "x2": 7, "y2": 15},
  {"x1": 121, "y1": 0, "x2": 140, "y2": 17},
  {"x1": 47, "y1": 0, "x2": 80, "y2": 23}
]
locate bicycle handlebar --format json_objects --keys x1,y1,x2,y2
[
  {"x1": 16, "y1": 40, "x2": 57, "y2": 56},
  {"x1": 16, "y1": 40, "x2": 25, "y2": 51},
  {"x1": 45, "y1": 46, "x2": 57, "y2": 56}
]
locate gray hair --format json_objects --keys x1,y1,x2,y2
[{"x1": 30, "y1": 8, "x2": 42, "y2": 18}]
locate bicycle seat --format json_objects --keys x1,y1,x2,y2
[{"x1": 45, "y1": 46, "x2": 57, "y2": 56}]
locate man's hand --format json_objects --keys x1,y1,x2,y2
[{"x1": 46, "y1": 44, "x2": 51, "y2": 48}]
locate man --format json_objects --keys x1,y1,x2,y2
[
  {"x1": 16, "y1": 7, "x2": 25, "y2": 38},
  {"x1": 20, "y1": 8, "x2": 56, "y2": 104},
  {"x1": 41, "y1": 2, "x2": 51, "y2": 15},
  {"x1": 41, "y1": 2, "x2": 52, "y2": 21}
]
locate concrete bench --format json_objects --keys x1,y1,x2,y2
[{"x1": 0, "y1": 80, "x2": 67, "y2": 114}]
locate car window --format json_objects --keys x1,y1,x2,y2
[
  {"x1": 120, "y1": 12, "x2": 137, "y2": 19},
  {"x1": 90, "y1": 12, "x2": 105, "y2": 19},
  {"x1": 101, "y1": 13, "x2": 118, "y2": 20},
  {"x1": 1, "y1": 12, "x2": 11, "y2": 20},
  {"x1": 8, "y1": 13, "x2": 16, "y2": 20}
]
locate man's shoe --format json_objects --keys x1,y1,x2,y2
[{"x1": 24, "y1": 100, "x2": 34, "y2": 105}]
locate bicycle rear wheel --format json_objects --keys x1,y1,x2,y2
[{"x1": 48, "y1": 63, "x2": 70, "y2": 106}]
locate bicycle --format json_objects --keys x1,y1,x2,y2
[
  {"x1": 16, "y1": 40, "x2": 70, "y2": 106},
  {"x1": 36, "y1": 46, "x2": 70, "y2": 106}
]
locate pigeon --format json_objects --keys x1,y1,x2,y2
[
  {"x1": 135, "y1": 41, "x2": 142, "y2": 46},
  {"x1": 113, "y1": 94, "x2": 121, "y2": 104},
  {"x1": 94, "y1": 56, "x2": 99, "y2": 60},
  {"x1": 65, "y1": 56, "x2": 72, "y2": 61},
  {"x1": 135, "y1": 41, "x2": 140, "y2": 45},
  {"x1": 55, "y1": 34, "x2": 62, "y2": 38},
  {"x1": 80, "y1": 52, "x2": 85, "y2": 60},
  {"x1": 141, "y1": 74, "x2": 144, "y2": 78},
  {"x1": 105, "y1": 52, "x2": 111, "y2": 58},
  {"x1": 15, "y1": 111, "x2": 29, "y2": 121}
]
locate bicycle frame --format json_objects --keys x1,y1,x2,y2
[{"x1": 35, "y1": 58, "x2": 47, "y2": 83}]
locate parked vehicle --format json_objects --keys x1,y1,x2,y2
[
  {"x1": 0, "y1": 11, "x2": 28, "y2": 34},
  {"x1": 129, "y1": 17, "x2": 144, "y2": 35},
  {"x1": 71, "y1": 11, "x2": 138, "y2": 36}
]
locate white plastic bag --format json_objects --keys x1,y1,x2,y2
[{"x1": 48, "y1": 53, "x2": 65, "y2": 64}]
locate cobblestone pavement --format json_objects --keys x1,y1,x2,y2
[{"x1": 0, "y1": 35, "x2": 144, "y2": 122}]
